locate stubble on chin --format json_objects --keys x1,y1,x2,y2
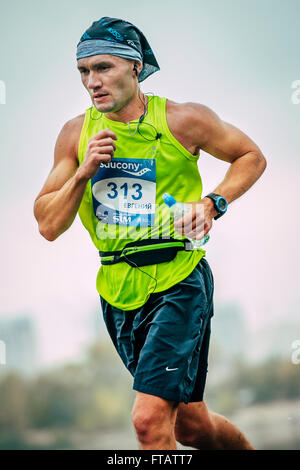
[{"x1": 93, "y1": 98, "x2": 117, "y2": 114}]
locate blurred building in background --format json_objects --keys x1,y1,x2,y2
[
  {"x1": 213, "y1": 301, "x2": 247, "y2": 357},
  {"x1": 0, "y1": 315, "x2": 38, "y2": 376},
  {"x1": 208, "y1": 301, "x2": 247, "y2": 385}
]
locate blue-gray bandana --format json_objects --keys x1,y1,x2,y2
[{"x1": 76, "y1": 17, "x2": 160, "y2": 82}]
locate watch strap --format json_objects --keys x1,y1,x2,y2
[{"x1": 204, "y1": 193, "x2": 227, "y2": 220}]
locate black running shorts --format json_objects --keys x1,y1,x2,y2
[{"x1": 100, "y1": 257, "x2": 214, "y2": 404}]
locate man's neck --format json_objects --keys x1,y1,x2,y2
[{"x1": 105, "y1": 92, "x2": 147, "y2": 123}]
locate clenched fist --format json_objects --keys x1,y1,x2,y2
[{"x1": 78, "y1": 128, "x2": 117, "y2": 180}]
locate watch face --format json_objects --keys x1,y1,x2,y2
[{"x1": 217, "y1": 198, "x2": 227, "y2": 212}]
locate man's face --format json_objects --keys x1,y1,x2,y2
[{"x1": 77, "y1": 54, "x2": 138, "y2": 113}]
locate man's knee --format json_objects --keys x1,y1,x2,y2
[
  {"x1": 175, "y1": 401, "x2": 216, "y2": 448},
  {"x1": 132, "y1": 393, "x2": 177, "y2": 444},
  {"x1": 132, "y1": 410, "x2": 168, "y2": 444}
]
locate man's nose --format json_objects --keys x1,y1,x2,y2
[{"x1": 87, "y1": 71, "x2": 103, "y2": 90}]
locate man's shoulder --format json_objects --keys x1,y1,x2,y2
[
  {"x1": 56, "y1": 114, "x2": 85, "y2": 161},
  {"x1": 63, "y1": 113, "x2": 86, "y2": 135},
  {"x1": 166, "y1": 99, "x2": 214, "y2": 123},
  {"x1": 165, "y1": 99, "x2": 217, "y2": 150},
  {"x1": 58, "y1": 113, "x2": 86, "y2": 141}
]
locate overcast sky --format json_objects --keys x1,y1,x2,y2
[{"x1": 0, "y1": 0, "x2": 300, "y2": 367}]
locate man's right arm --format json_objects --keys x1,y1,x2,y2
[
  {"x1": 33, "y1": 115, "x2": 87, "y2": 241},
  {"x1": 34, "y1": 115, "x2": 118, "y2": 241}
]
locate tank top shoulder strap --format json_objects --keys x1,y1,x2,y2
[
  {"x1": 153, "y1": 95, "x2": 199, "y2": 161},
  {"x1": 148, "y1": 95, "x2": 165, "y2": 133},
  {"x1": 78, "y1": 107, "x2": 94, "y2": 165}
]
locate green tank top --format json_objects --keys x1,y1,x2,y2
[{"x1": 77, "y1": 94, "x2": 206, "y2": 310}]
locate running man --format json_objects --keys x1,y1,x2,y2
[{"x1": 34, "y1": 17, "x2": 266, "y2": 450}]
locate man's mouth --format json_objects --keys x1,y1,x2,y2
[{"x1": 93, "y1": 93, "x2": 109, "y2": 100}]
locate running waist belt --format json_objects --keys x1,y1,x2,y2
[{"x1": 99, "y1": 238, "x2": 195, "y2": 267}]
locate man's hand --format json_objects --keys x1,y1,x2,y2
[
  {"x1": 77, "y1": 128, "x2": 118, "y2": 181},
  {"x1": 173, "y1": 197, "x2": 217, "y2": 240}
]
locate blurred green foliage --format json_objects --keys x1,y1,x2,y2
[
  {"x1": 0, "y1": 340, "x2": 135, "y2": 449},
  {"x1": 206, "y1": 357, "x2": 300, "y2": 415},
  {"x1": 0, "y1": 340, "x2": 299, "y2": 449}
]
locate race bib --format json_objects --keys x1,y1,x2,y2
[{"x1": 91, "y1": 158, "x2": 156, "y2": 227}]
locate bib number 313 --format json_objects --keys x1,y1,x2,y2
[{"x1": 91, "y1": 157, "x2": 156, "y2": 227}]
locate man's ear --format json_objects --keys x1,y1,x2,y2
[
  {"x1": 133, "y1": 63, "x2": 138, "y2": 76},
  {"x1": 134, "y1": 61, "x2": 143, "y2": 77}
]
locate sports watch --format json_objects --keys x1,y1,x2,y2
[{"x1": 204, "y1": 193, "x2": 228, "y2": 220}]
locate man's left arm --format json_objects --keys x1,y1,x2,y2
[{"x1": 174, "y1": 103, "x2": 267, "y2": 239}]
